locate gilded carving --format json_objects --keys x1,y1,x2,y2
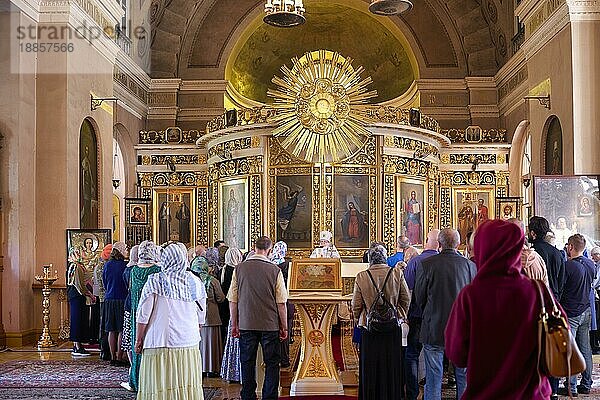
[
  {"x1": 304, "y1": 304, "x2": 329, "y2": 327},
  {"x1": 496, "y1": 170, "x2": 509, "y2": 186},
  {"x1": 440, "y1": 171, "x2": 453, "y2": 186},
  {"x1": 269, "y1": 137, "x2": 311, "y2": 167},
  {"x1": 141, "y1": 155, "x2": 151, "y2": 165},
  {"x1": 324, "y1": 173, "x2": 333, "y2": 235},
  {"x1": 451, "y1": 171, "x2": 496, "y2": 186},
  {"x1": 313, "y1": 173, "x2": 321, "y2": 248},
  {"x1": 249, "y1": 175, "x2": 262, "y2": 245},
  {"x1": 195, "y1": 171, "x2": 208, "y2": 187},
  {"x1": 342, "y1": 277, "x2": 356, "y2": 296},
  {"x1": 369, "y1": 175, "x2": 377, "y2": 244},
  {"x1": 251, "y1": 136, "x2": 261, "y2": 148},
  {"x1": 212, "y1": 159, "x2": 250, "y2": 179},
  {"x1": 390, "y1": 137, "x2": 440, "y2": 159},
  {"x1": 440, "y1": 187, "x2": 452, "y2": 229},
  {"x1": 442, "y1": 128, "x2": 507, "y2": 143},
  {"x1": 206, "y1": 106, "x2": 278, "y2": 134},
  {"x1": 208, "y1": 137, "x2": 252, "y2": 159},
  {"x1": 383, "y1": 174, "x2": 396, "y2": 252},
  {"x1": 149, "y1": 154, "x2": 201, "y2": 165},
  {"x1": 381, "y1": 155, "x2": 429, "y2": 177},
  {"x1": 341, "y1": 136, "x2": 377, "y2": 166},
  {"x1": 247, "y1": 156, "x2": 263, "y2": 174},
  {"x1": 497, "y1": 153, "x2": 507, "y2": 164},
  {"x1": 139, "y1": 128, "x2": 200, "y2": 145},
  {"x1": 139, "y1": 173, "x2": 152, "y2": 187},
  {"x1": 210, "y1": 182, "x2": 219, "y2": 245},
  {"x1": 197, "y1": 187, "x2": 209, "y2": 247},
  {"x1": 305, "y1": 354, "x2": 328, "y2": 378},
  {"x1": 449, "y1": 154, "x2": 497, "y2": 164},
  {"x1": 308, "y1": 330, "x2": 325, "y2": 346},
  {"x1": 364, "y1": 106, "x2": 440, "y2": 132}
]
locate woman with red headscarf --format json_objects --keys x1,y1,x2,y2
[{"x1": 445, "y1": 219, "x2": 557, "y2": 399}]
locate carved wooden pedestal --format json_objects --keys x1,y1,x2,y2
[{"x1": 290, "y1": 299, "x2": 345, "y2": 396}]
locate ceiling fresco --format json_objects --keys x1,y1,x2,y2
[{"x1": 227, "y1": 2, "x2": 416, "y2": 104}]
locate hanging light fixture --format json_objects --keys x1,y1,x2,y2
[
  {"x1": 368, "y1": 0, "x2": 413, "y2": 15},
  {"x1": 264, "y1": 0, "x2": 306, "y2": 27}
]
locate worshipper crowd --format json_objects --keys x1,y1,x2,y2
[{"x1": 65, "y1": 215, "x2": 600, "y2": 399}]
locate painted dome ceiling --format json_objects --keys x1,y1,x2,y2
[{"x1": 227, "y1": 2, "x2": 416, "y2": 104}]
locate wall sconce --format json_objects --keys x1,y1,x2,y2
[
  {"x1": 91, "y1": 94, "x2": 119, "y2": 111},
  {"x1": 524, "y1": 95, "x2": 551, "y2": 110}
]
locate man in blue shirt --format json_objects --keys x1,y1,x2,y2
[
  {"x1": 557, "y1": 234, "x2": 595, "y2": 396},
  {"x1": 388, "y1": 235, "x2": 411, "y2": 267},
  {"x1": 403, "y1": 229, "x2": 440, "y2": 400}
]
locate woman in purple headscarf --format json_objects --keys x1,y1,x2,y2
[{"x1": 445, "y1": 219, "x2": 561, "y2": 399}]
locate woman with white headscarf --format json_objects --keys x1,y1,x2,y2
[
  {"x1": 135, "y1": 243, "x2": 207, "y2": 400},
  {"x1": 220, "y1": 247, "x2": 243, "y2": 382},
  {"x1": 128, "y1": 241, "x2": 161, "y2": 392},
  {"x1": 119, "y1": 245, "x2": 137, "y2": 391}
]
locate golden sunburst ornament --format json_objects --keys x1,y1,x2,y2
[{"x1": 267, "y1": 50, "x2": 377, "y2": 163}]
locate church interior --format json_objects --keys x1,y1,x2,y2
[{"x1": 1, "y1": 0, "x2": 600, "y2": 398}]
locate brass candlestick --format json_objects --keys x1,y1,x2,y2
[{"x1": 35, "y1": 264, "x2": 58, "y2": 349}]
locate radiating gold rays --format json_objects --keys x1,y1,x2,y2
[{"x1": 268, "y1": 50, "x2": 377, "y2": 163}]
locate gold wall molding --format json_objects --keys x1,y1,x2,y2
[
  {"x1": 440, "y1": 187, "x2": 452, "y2": 228},
  {"x1": 324, "y1": 168, "x2": 333, "y2": 236},
  {"x1": 441, "y1": 128, "x2": 507, "y2": 143},
  {"x1": 428, "y1": 164, "x2": 439, "y2": 229},
  {"x1": 269, "y1": 137, "x2": 312, "y2": 167},
  {"x1": 249, "y1": 175, "x2": 262, "y2": 245},
  {"x1": 206, "y1": 106, "x2": 277, "y2": 134},
  {"x1": 208, "y1": 137, "x2": 252, "y2": 159},
  {"x1": 341, "y1": 136, "x2": 377, "y2": 166},
  {"x1": 137, "y1": 171, "x2": 199, "y2": 187},
  {"x1": 210, "y1": 182, "x2": 219, "y2": 245},
  {"x1": 381, "y1": 155, "x2": 429, "y2": 177},
  {"x1": 197, "y1": 187, "x2": 209, "y2": 246},
  {"x1": 445, "y1": 154, "x2": 498, "y2": 164},
  {"x1": 141, "y1": 154, "x2": 205, "y2": 166},
  {"x1": 384, "y1": 136, "x2": 440, "y2": 159},
  {"x1": 451, "y1": 171, "x2": 496, "y2": 186},
  {"x1": 139, "y1": 127, "x2": 201, "y2": 144},
  {"x1": 383, "y1": 174, "x2": 396, "y2": 252},
  {"x1": 364, "y1": 106, "x2": 440, "y2": 132}
]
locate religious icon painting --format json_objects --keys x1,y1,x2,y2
[
  {"x1": 289, "y1": 258, "x2": 342, "y2": 292},
  {"x1": 66, "y1": 229, "x2": 112, "y2": 275},
  {"x1": 152, "y1": 188, "x2": 196, "y2": 248},
  {"x1": 333, "y1": 175, "x2": 370, "y2": 249},
  {"x1": 452, "y1": 187, "x2": 495, "y2": 246},
  {"x1": 533, "y1": 175, "x2": 600, "y2": 249},
  {"x1": 397, "y1": 178, "x2": 427, "y2": 247},
  {"x1": 128, "y1": 202, "x2": 149, "y2": 225},
  {"x1": 495, "y1": 197, "x2": 522, "y2": 220},
  {"x1": 276, "y1": 175, "x2": 313, "y2": 248},
  {"x1": 219, "y1": 178, "x2": 248, "y2": 252}
]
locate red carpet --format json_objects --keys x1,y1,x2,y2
[
  {"x1": 331, "y1": 330, "x2": 344, "y2": 371},
  {"x1": 280, "y1": 397, "x2": 356, "y2": 399}
]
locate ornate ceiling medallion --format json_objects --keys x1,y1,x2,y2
[{"x1": 268, "y1": 50, "x2": 377, "y2": 164}]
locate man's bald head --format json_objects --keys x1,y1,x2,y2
[
  {"x1": 424, "y1": 229, "x2": 440, "y2": 251},
  {"x1": 439, "y1": 228, "x2": 460, "y2": 250}
]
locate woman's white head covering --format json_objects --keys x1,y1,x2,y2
[
  {"x1": 138, "y1": 243, "x2": 206, "y2": 304},
  {"x1": 225, "y1": 248, "x2": 243, "y2": 267},
  {"x1": 127, "y1": 245, "x2": 139, "y2": 268},
  {"x1": 138, "y1": 241, "x2": 161, "y2": 265}
]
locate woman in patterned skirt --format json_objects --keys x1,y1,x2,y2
[
  {"x1": 129, "y1": 241, "x2": 161, "y2": 391},
  {"x1": 220, "y1": 248, "x2": 243, "y2": 382}
]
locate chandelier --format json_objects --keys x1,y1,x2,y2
[
  {"x1": 264, "y1": 0, "x2": 306, "y2": 27},
  {"x1": 368, "y1": 0, "x2": 413, "y2": 15}
]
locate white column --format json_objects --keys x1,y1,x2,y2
[{"x1": 569, "y1": 0, "x2": 600, "y2": 173}]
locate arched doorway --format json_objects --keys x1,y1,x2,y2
[
  {"x1": 79, "y1": 118, "x2": 99, "y2": 229},
  {"x1": 543, "y1": 116, "x2": 563, "y2": 175}
]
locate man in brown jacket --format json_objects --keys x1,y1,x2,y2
[{"x1": 229, "y1": 236, "x2": 288, "y2": 400}]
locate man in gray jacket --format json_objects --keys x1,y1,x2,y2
[{"x1": 414, "y1": 228, "x2": 477, "y2": 400}]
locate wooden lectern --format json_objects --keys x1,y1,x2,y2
[{"x1": 288, "y1": 258, "x2": 346, "y2": 396}]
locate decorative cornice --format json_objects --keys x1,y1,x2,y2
[
  {"x1": 468, "y1": 104, "x2": 500, "y2": 118},
  {"x1": 415, "y1": 79, "x2": 468, "y2": 91},
  {"x1": 465, "y1": 77, "x2": 496, "y2": 89},
  {"x1": 521, "y1": 2, "x2": 570, "y2": 59},
  {"x1": 149, "y1": 79, "x2": 182, "y2": 91},
  {"x1": 180, "y1": 80, "x2": 228, "y2": 92},
  {"x1": 178, "y1": 108, "x2": 225, "y2": 121},
  {"x1": 567, "y1": 0, "x2": 600, "y2": 20}
]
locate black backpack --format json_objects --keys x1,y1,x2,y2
[{"x1": 365, "y1": 268, "x2": 399, "y2": 333}]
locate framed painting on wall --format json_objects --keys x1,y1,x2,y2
[
  {"x1": 66, "y1": 229, "x2": 112, "y2": 273},
  {"x1": 276, "y1": 175, "x2": 312, "y2": 248},
  {"x1": 452, "y1": 187, "x2": 495, "y2": 245},
  {"x1": 397, "y1": 178, "x2": 427, "y2": 247},
  {"x1": 219, "y1": 178, "x2": 248, "y2": 251},
  {"x1": 125, "y1": 198, "x2": 152, "y2": 247},
  {"x1": 533, "y1": 175, "x2": 600, "y2": 249},
  {"x1": 495, "y1": 197, "x2": 522, "y2": 220},
  {"x1": 333, "y1": 175, "x2": 369, "y2": 249},
  {"x1": 152, "y1": 188, "x2": 196, "y2": 248}
]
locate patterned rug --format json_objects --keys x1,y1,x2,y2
[
  {"x1": 0, "y1": 387, "x2": 221, "y2": 399},
  {"x1": 0, "y1": 359, "x2": 127, "y2": 388}
]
